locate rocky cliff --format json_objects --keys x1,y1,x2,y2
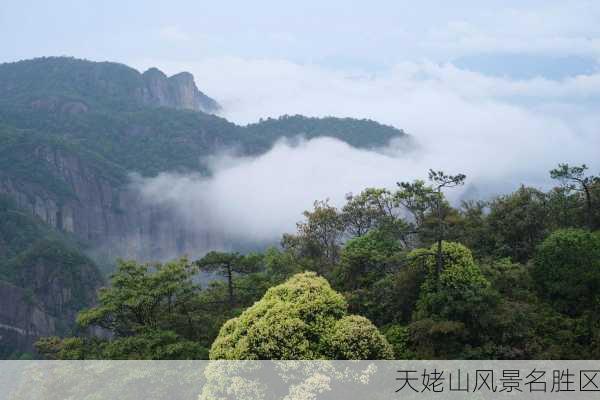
[
  {"x1": 0, "y1": 143, "x2": 224, "y2": 263},
  {"x1": 142, "y1": 68, "x2": 220, "y2": 113},
  {"x1": 0, "y1": 59, "x2": 408, "y2": 264},
  {"x1": 0, "y1": 281, "x2": 57, "y2": 356},
  {"x1": 0, "y1": 56, "x2": 409, "y2": 357},
  {"x1": 0, "y1": 232, "x2": 104, "y2": 357}
]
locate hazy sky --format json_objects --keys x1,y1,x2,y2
[
  {"x1": 2, "y1": 1, "x2": 600, "y2": 75},
  {"x1": 2, "y1": 1, "x2": 600, "y2": 246}
]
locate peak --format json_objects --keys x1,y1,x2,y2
[
  {"x1": 0, "y1": 55, "x2": 221, "y2": 114},
  {"x1": 169, "y1": 71, "x2": 194, "y2": 82},
  {"x1": 142, "y1": 67, "x2": 167, "y2": 78},
  {"x1": 141, "y1": 68, "x2": 220, "y2": 113}
]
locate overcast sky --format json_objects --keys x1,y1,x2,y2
[{"x1": 2, "y1": 1, "x2": 600, "y2": 75}]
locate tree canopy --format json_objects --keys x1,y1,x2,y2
[
  {"x1": 209, "y1": 272, "x2": 393, "y2": 360},
  {"x1": 32, "y1": 164, "x2": 600, "y2": 361}
]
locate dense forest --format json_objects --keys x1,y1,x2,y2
[
  {"x1": 1, "y1": 57, "x2": 599, "y2": 361},
  {"x1": 36, "y1": 163, "x2": 600, "y2": 360},
  {"x1": 0, "y1": 57, "x2": 410, "y2": 358},
  {"x1": 0, "y1": 58, "x2": 405, "y2": 179},
  {"x1": 4, "y1": 6, "x2": 600, "y2": 400}
]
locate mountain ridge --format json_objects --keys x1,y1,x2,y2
[
  {"x1": 0, "y1": 57, "x2": 409, "y2": 261},
  {"x1": 0, "y1": 56, "x2": 410, "y2": 356},
  {"x1": 0, "y1": 56, "x2": 221, "y2": 114}
]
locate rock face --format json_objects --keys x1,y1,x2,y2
[
  {"x1": 0, "y1": 56, "x2": 411, "y2": 357},
  {"x1": 142, "y1": 68, "x2": 220, "y2": 113},
  {"x1": 0, "y1": 243, "x2": 103, "y2": 356},
  {"x1": 0, "y1": 281, "x2": 56, "y2": 355},
  {"x1": 0, "y1": 144, "x2": 223, "y2": 262}
]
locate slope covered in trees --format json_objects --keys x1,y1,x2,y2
[
  {"x1": 0, "y1": 57, "x2": 409, "y2": 270},
  {"x1": 0, "y1": 57, "x2": 410, "y2": 358},
  {"x1": 3, "y1": 57, "x2": 599, "y2": 361},
  {"x1": 0, "y1": 195, "x2": 103, "y2": 358},
  {"x1": 0, "y1": 57, "x2": 407, "y2": 180},
  {"x1": 38, "y1": 164, "x2": 600, "y2": 360}
]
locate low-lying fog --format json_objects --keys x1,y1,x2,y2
[{"x1": 132, "y1": 60, "x2": 600, "y2": 248}]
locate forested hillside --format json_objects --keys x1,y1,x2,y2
[
  {"x1": 0, "y1": 57, "x2": 406, "y2": 177},
  {"x1": 0, "y1": 56, "x2": 221, "y2": 113},
  {"x1": 0, "y1": 57, "x2": 408, "y2": 357},
  {"x1": 0, "y1": 57, "x2": 407, "y2": 261},
  {"x1": 0, "y1": 195, "x2": 103, "y2": 358},
  {"x1": 2, "y1": 56, "x2": 598, "y2": 361},
  {"x1": 38, "y1": 165, "x2": 600, "y2": 360}
]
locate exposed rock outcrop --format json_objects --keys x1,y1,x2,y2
[
  {"x1": 0, "y1": 243, "x2": 104, "y2": 356},
  {"x1": 0, "y1": 56, "x2": 411, "y2": 358},
  {"x1": 0, "y1": 281, "x2": 56, "y2": 355},
  {"x1": 141, "y1": 68, "x2": 220, "y2": 113},
  {"x1": 0, "y1": 57, "x2": 221, "y2": 115},
  {"x1": 0, "y1": 144, "x2": 224, "y2": 262}
]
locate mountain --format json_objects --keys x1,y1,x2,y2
[
  {"x1": 0, "y1": 56, "x2": 408, "y2": 355},
  {"x1": 0, "y1": 57, "x2": 408, "y2": 261},
  {"x1": 0, "y1": 56, "x2": 220, "y2": 113}
]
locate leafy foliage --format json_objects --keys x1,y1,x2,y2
[
  {"x1": 244, "y1": 114, "x2": 406, "y2": 149},
  {"x1": 485, "y1": 186, "x2": 550, "y2": 262},
  {"x1": 37, "y1": 258, "x2": 213, "y2": 359},
  {"x1": 196, "y1": 251, "x2": 262, "y2": 306},
  {"x1": 6, "y1": 57, "x2": 600, "y2": 361},
  {"x1": 0, "y1": 194, "x2": 104, "y2": 358},
  {"x1": 11, "y1": 106, "x2": 597, "y2": 362},
  {"x1": 209, "y1": 272, "x2": 392, "y2": 360},
  {"x1": 533, "y1": 229, "x2": 600, "y2": 316},
  {"x1": 551, "y1": 163, "x2": 599, "y2": 229}
]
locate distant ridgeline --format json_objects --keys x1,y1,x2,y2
[{"x1": 0, "y1": 57, "x2": 408, "y2": 356}]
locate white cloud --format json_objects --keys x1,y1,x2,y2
[
  {"x1": 130, "y1": 56, "x2": 600, "y2": 247},
  {"x1": 139, "y1": 57, "x2": 600, "y2": 121},
  {"x1": 418, "y1": 3, "x2": 600, "y2": 58},
  {"x1": 132, "y1": 137, "x2": 423, "y2": 243}
]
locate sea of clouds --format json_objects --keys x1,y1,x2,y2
[{"x1": 131, "y1": 58, "x2": 600, "y2": 246}]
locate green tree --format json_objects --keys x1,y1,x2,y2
[
  {"x1": 546, "y1": 186, "x2": 586, "y2": 229},
  {"x1": 283, "y1": 200, "x2": 345, "y2": 274},
  {"x1": 37, "y1": 258, "x2": 211, "y2": 359},
  {"x1": 452, "y1": 200, "x2": 494, "y2": 258},
  {"x1": 551, "y1": 163, "x2": 599, "y2": 229},
  {"x1": 341, "y1": 188, "x2": 407, "y2": 239},
  {"x1": 332, "y1": 228, "x2": 412, "y2": 325},
  {"x1": 195, "y1": 251, "x2": 261, "y2": 307},
  {"x1": 321, "y1": 315, "x2": 393, "y2": 360},
  {"x1": 262, "y1": 247, "x2": 302, "y2": 282},
  {"x1": 427, "y1": 170, "x2": 467, "y2": 277},
  {"x1": 412, "y1": 242, "x2": 495, "y2": 323},
  {"x1": 396, "y1": 170, "x2": 466, "y2": 279},
  {"x1": 340, "y1": 190, "x2": 384, "y2": 237},
  {"x1": 382, "y1": 324, "x2": 415, "y2": 359},
  {"x1": 36, "y1": 330, "x2": 207, "y2": 360},
  {"x1": 363, "y1": 265, "x2": 426, "y2": 326},
  {"x1": 408, "y1": 242, "x2": 499, "y2": 358},
  {"x1": 209, "y1": 272, "x2": 393, "y2": 360},
  {"x1": 77, "y1": 258, "x2": 199, "y2": 335},
  {"x1": 486, "y1": 186, "x2": 549, "y2": 263},
  {"x1": 334, "y1": 228, "x2": 404, "y2": 290},
  {"x1": 533, "y1": 229, "x2": 600, "y2": 316}
]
